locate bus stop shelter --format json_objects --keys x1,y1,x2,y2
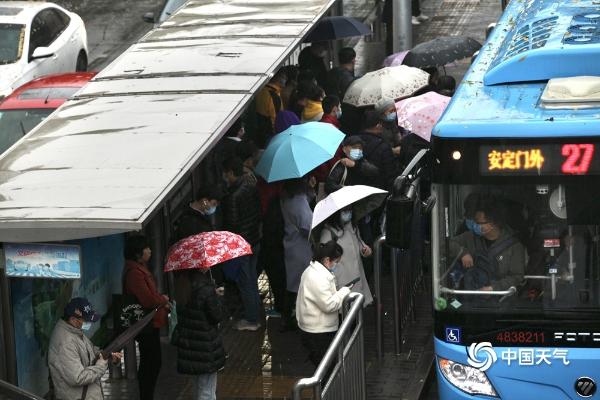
[{"x1": 0, "y1": 0, "x2": 339, "y2": 393}]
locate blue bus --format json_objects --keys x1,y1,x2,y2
[{"x1": 430, "y1": 0, "x2": 600, "y2": 398}]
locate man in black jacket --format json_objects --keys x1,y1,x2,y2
[
  {"x1": 325, "y1": 136, "x2": 379, "y2": 194},
  {"x1": 174, "y1": 186, "x2": 223, "y2": 242},
  {"x1": 357, "y1": 111, "x2": 398, "y2": 191},
  {"x1": 325, "y1": 47, "x2": 356, "y2": 100},
  {"x1": 222, "y1": 157, "x2": 263, "y2": 331}
]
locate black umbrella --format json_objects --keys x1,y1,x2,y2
[
  {"x1": 304, "y1": 16, "x2": 371, "y2": 42},
  {"x1": 403, "y1": 36, "x2": 482, "y2": 68},
  {"x1": 100, "y1": 307, "x2": 158, "y2": 358}
]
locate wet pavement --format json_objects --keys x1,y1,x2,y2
[
  {"x1": 92, "y1": 0, "x2": 503, "y2": 398},
  {"x1": 52, "y1": 0, "x2": 163, "y2": 71}
]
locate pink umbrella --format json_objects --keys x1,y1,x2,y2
[
  {"x1": 164, "y1": 231, "x2": 252, "y2": 272},
  {"x1": 383, "y1": 51, "x2": 409, "y2": 67},
  {"x1": 395, "y1": 91, "x2": 451, "y2": 142}
]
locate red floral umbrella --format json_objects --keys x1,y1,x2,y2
[{"x1": 164, "y1": 231, "x2": 252, "y2": 272}]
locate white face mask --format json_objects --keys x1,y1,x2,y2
[
  {"x1": 340, "y1": 210, "x2": 353, "y2": 223},
  {"x1": 81, "y1": 321, "x2": 92, "y2": 331}
]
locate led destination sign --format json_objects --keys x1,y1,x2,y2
[{"x1": 480, "y1": 144, "x2": 600, "y2": 176}]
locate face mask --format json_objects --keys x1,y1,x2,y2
[
  {"x1": 329, "y1": 262, "x2": 338, "y2": 273},
  {"x1": 384, "y1": 112, "x2": 397, "y2": 122},
  {"x1": 465, "y1": 218, "x2": 476, "y2": 232},
  {"x1": 349, "y1": 149, "x2": 363, "y2": 161},
  {"x1": 81, "y1": 322, "x2": 92, "y2": 331},
  {"x1": 340, "y1": 210, "x2": 353, "y2": 224},
  {"x1": 335, "y1": 109, "x2": 342, "y2": 119},
  {"x1": 202, "y1": 206, "x2": 217, "y2": 216}
]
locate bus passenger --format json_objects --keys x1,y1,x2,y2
[{"x1": 451, "y1": 195, "x2": 526, "y2": 291}]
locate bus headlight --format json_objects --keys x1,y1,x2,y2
[{"x1": 438, "y1": 357, "x2": 498, "y2": 397}]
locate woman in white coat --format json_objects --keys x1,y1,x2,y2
[
  {"x1": 296, "y1": 241, "x2": 351, "y2": 367},
  {"x1": 320, "y1": 208, "x2": 373, "y2": 306}
]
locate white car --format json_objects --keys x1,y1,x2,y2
[{"x1": 0, "y1": 2, "x2": 88, "y2": 99}]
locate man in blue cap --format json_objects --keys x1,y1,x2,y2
[{"x1": 48, "y1": 297, "x2": 121, "y2": 400}]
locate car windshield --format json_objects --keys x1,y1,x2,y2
[
  {"x1": 0, "y1": 24, "x2": 25, "y2": 64},
  {"x1": 18, "y1": 87, "x2": 81, "y2": 100},
  {"x1": 159, "y1": 0, "x2": 187, "y2": 23},
  {"x1": 432, "y1": 182, "x2": 600, "y2": 315},
  {"x1": 0, "y1": 109, "x2": 54, "y2": 154}
]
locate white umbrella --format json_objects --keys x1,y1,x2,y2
[
  {"x1": 311, "y1": 185, "x2": 388, "y2": 230},
  {"x1": 343, "y1": 65, "x2": 430, "y2": 107}
]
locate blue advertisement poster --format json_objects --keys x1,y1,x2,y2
[{"x1": 4, "y1": 243, "x2": 81, "y2": 279}]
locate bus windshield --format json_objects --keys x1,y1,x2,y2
[{"x1": 433, "y1": 182, "x2": 600, "y2": 315}]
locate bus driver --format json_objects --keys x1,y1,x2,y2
[{"x1": 450, "y1": 194, "x2": 527, "y2": 292}]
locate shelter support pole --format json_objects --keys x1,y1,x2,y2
[
  {"x1": 123, "y1": 341, "x2": 137, "y2": 380},
  {"x1": 332, "y1": 0, "x2": 344, "y2": 66},
  {"x1": 148, "y1": 212, "x2": 166, "y2": 294},
  {"x1": 0, "y1": 247, "x2": 17, "y2": 384},
  {"x1": 393, "y1": 0, "x2": 412, "y2": 52}
]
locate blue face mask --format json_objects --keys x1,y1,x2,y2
[
  {"x1": 335, "y1": 109, "x2": 342, "y2": 119},
  {"x1": 466, "y1": 219, "x2": 483, "y2": 236},
  {"x1": 349, "y1": 149, "x2": 363, "y2": 161},
  {"x1": 81, "y1": 322, "x2": 92, "y2": 331},
  {"x1": 340, "y1": 210, "x2": 353, "y2": 224},
  {"x1": 330, "y1": 262, "x2": 338, "y2": 274},
  {"x1": 202, "y1": 206, "x2": 217, "y2": 216},
  {"x1": 384, "y1": 112, "x2": 397, "y2": 122},
  {"x1": 465, "y1": 218, "x2": 476, "y2": 231}
]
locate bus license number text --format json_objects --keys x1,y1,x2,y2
[{"x1": 495, "y1": 331, "x2": 545, "y2": 344}]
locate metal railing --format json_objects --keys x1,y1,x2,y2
[
  {"x1": 292, "y1": 292, "x2": 366, "y2": 400},
  {"x1": 373, "y1": 235, "x2": 386, "y2": 360},
  {"x1": 0, "y1": 380, "x2": 44, "y2": 400},
  {"x1": 373, "y1": 220, "x2": 425, "y2": 358}
]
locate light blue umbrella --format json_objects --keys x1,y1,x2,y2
[{"x1": 255, "y1": 122, "x2": 345, "y2": 183}]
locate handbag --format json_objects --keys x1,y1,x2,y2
[
  {"x1": 115, "y1": 294, "x2": 153, "y2": 334},
  {"x1": 316, "y1": 160, "x2": 348, "y2": 202},
  {"x1": 115, "y1": 269, "x2": 153, "y2": 334}
]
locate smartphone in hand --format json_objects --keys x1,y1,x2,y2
[{"x1": 344, "y1": 277, "x2": 360, "y2": 287}]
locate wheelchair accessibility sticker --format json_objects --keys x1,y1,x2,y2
[{"x1": 445, "y1": 327, "x2": 461, "y2": 343}]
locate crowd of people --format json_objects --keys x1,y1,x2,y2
[{"x1": 47, "y1": 41, "x2": 457, "y2": 400}]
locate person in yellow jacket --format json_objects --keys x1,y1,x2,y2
[
  {"x1": 255, "y1": 68, "x2": 287, "y2": 145},
  {"x1": 301, "y1": 84, "x2": 325, "y2": 122}
]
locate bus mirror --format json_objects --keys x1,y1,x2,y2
[{"x1": 385, "y1": 196, "x2": 414, "y2": 249}]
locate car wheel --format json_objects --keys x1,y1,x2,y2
[{"x1": 76, "y1": 51, "x2": 88, "y2": 72}]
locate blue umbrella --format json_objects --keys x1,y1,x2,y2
[
  {"x1": 304, "y1": 16, "x2": 372, "y2": 42},
  {"x1": 255, "y1": 122, "x2": 345, "y2": 183}
]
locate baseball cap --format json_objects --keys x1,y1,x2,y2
[{"x1": 64, "y1": 297, "x2": 100, "y2": 322}]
